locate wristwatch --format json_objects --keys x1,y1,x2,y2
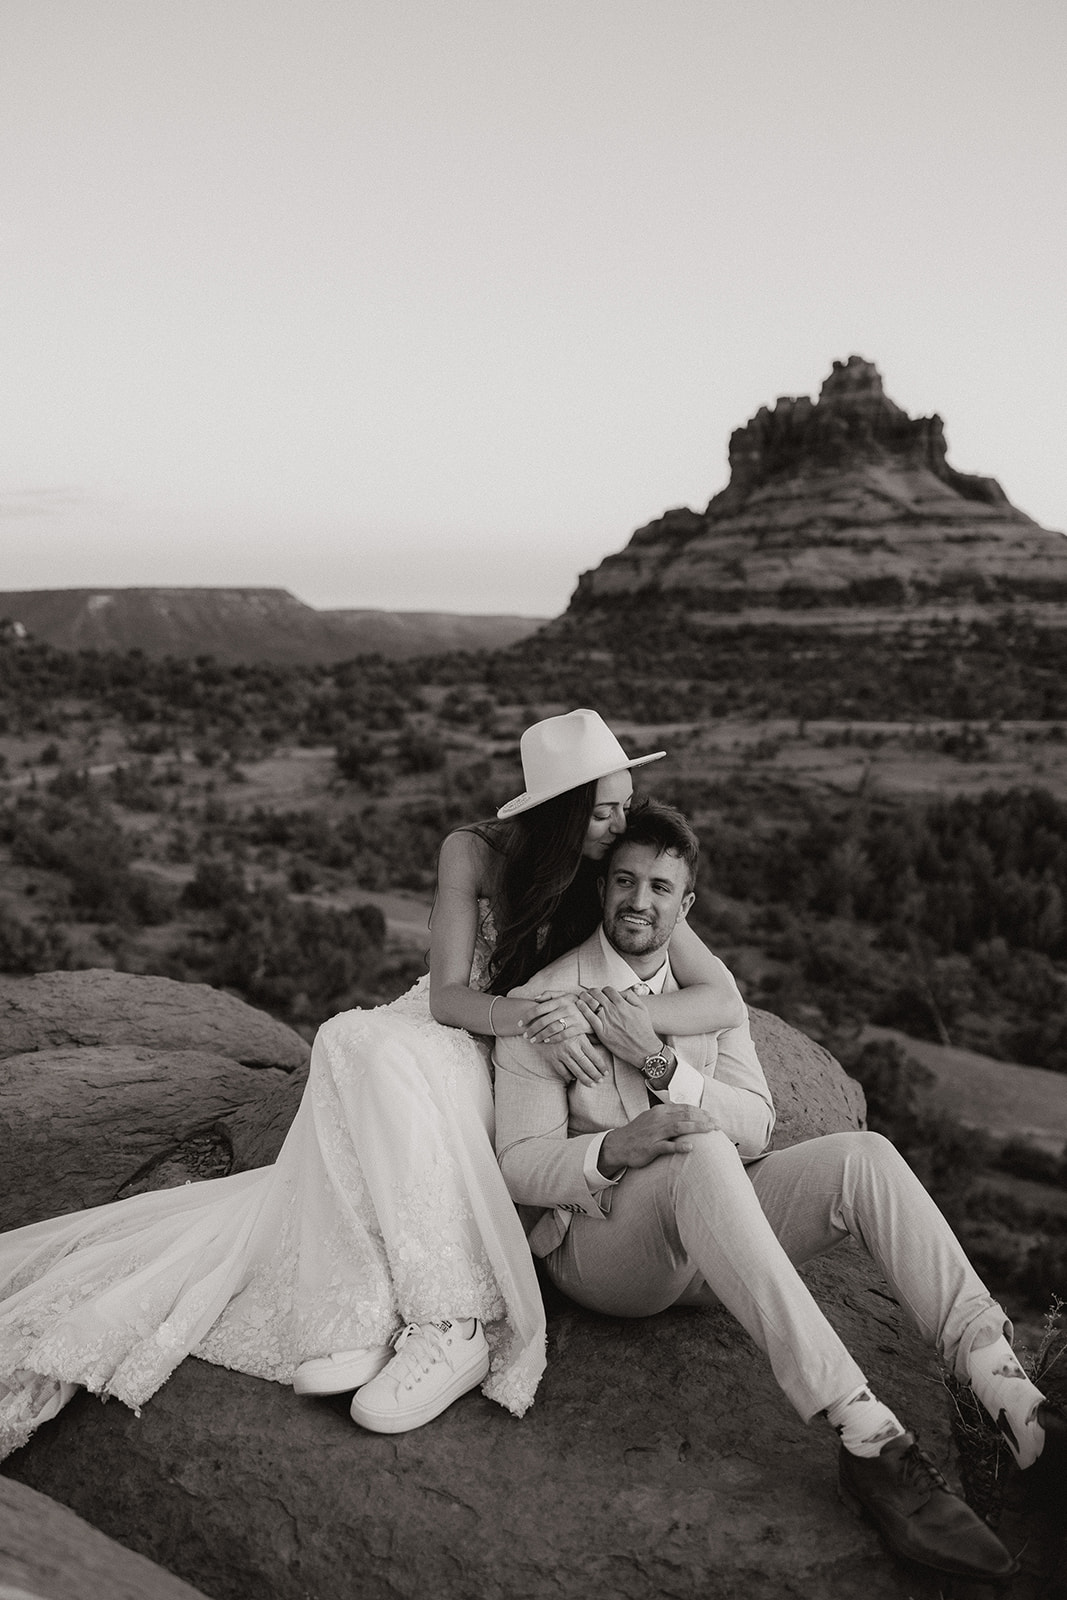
[{"x1": 641, "y1": 1045, "x2": 674, "y2": 1082}]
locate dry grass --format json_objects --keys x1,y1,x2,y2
[{"x1": 945, "y1": 1296, "x2": 1066, "y2": 1524}]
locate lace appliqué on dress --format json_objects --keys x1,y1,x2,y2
[{"x1": 0, "y1": 925, "x2": 546, "y2": 1461}]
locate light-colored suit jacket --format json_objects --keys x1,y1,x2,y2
[{"x1": 494, "y1": 929, "x2": 775, "y2": 1257}]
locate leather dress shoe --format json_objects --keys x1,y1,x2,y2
[
  {"x1": 1022, "y1": 1400, "x2": 1066, "y2": 1505},
  {"x1": 839, "y1": 1432, "x2": 1018, "y2": 1582}
]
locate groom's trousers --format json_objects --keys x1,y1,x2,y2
[{"x1": 543, "y1": 1129, "x2": 1006, "y2": 1421}]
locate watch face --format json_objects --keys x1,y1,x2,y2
[{"x1": 643, "y1": 1053, "x2": 670, "y2": 1080}]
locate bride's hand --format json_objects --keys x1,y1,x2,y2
[
  {"x1": 522, "y1": 992, "x2": 593, "y2": 1044},
  {"x1": 538, "y1": 1034, "x2": 608, "y2": 1088}
]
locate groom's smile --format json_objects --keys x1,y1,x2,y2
[{"x1": 600, "y1": 840, "x2": 695, "y2": 960}]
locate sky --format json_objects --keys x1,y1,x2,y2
[{"x1": 1, "y1": 0, "x2": 1065, "y2": 618}]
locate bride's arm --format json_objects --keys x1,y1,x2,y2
[
  {"x1": 641, "y1": 918, "x2": 746, "y2": 1035},
  {"x1": 427, "y1": 831, "x2": 541, "y2": 1039}
]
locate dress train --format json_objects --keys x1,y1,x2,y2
[{"x1": 0, "y1": 975, "x2": 546, "y2": 1460}]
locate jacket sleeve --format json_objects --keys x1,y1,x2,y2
[
  {"x1": 493, "y1": 1032, "x2": 609, "y2": 1216},
  {"x1": 697, "y1": 1008, "x2": 775, "y2": 1160}
]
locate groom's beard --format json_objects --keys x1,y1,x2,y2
[{"x1": 603, "y1": 903, "x2": 671, "y2": 959}]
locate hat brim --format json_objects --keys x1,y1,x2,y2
[{"x1": 496, "y1": 751, "x2": 666, "y2": 820}]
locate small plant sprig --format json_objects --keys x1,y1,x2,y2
[
  {"x1": 1020, "y1": 1293, "x2": 1065, "y2": 1390},
  {"x1": 944, "y1": 1295, "x2": 1065, "y2": 1523}
]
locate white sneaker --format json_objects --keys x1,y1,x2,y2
[
  {"x1": 293, "y1": 1345, "x2": 393, "y2": 1396},
  {"x1": 349, "y1": 1320, "x2": 490, "y2": 1434}
]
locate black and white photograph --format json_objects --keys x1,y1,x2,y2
[{"x1": 1, "y1": 3, "x2": 1065, "y2": 1597}]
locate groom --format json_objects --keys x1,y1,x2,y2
[{"x1": 493, "y1": 799, "x2": 1063, "y2": 1584}]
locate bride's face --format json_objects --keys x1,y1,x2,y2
[{"x1": 582, "y1": 770, "x2": 633, "y2": 859}]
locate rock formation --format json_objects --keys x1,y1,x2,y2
[
  {"x1": 0, "y1": 970, "x2": 308, "y2": 1229},
  {"x1": 0, "y1": 969, "x2": 309, "y2": 1070},
  {"x1": 568, "y1": 356, "x2": 1067, "y2": 625},
  {"x1": 5, "y1": 973, "x2": 1061, "y2": 1599},
  {"x1": 0, "y1": 1475, "x2": 211, "y2": 1600}
]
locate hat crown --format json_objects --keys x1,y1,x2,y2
[
  {"x1": 496, "y1": 709, "x2": 665, "y2": 819},
  {"x1": 519, "y1": 709, "x2": 629, "y2": 795}
]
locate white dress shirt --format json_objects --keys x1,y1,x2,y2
[{"x1": 582, "y1": 927, "x2": 708, "y2": 1195}]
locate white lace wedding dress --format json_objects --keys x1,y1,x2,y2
[{"x1": 0, "y1": 931, "x2": 546, "y2": 1460}]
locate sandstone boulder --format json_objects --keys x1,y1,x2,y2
[
  {"x1": 0, "y1": 1475, "x2": 211, "y2": 1600},
  {"x1": 0, "y1": 1046, "x2": 289, "y2": 1230},
  {"x1": 4, "y1": 1251, "x2": 1004, "y2": 1600},
  {"x1": 567, "y1": 356, "x2": 1067, "y2": 627},
  {"x1": 749, "y1": 1005, "x2": 865, "y2": 1145},
  {"x1": 9, "y1": 985, "x2": 1057, "y2": 1598},
  {"x1": 0, "y1": 969, "x2": 310, "y2": 1071},
  {"x1": 0, "y1": 970, "x2": 307, "y2": 1230}
]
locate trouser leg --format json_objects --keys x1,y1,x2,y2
[
  {"x1": 546, "y1": 1129, "x2": 867, "y2": 1420},
  {"x1": 746, "y1": 1131, "x2": 1008, "y2": 1378}
]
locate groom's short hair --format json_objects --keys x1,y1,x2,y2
[{"x1": 608, "y1": 798, "x2": 700, "y2": 893}]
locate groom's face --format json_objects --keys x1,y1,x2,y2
[{"x1": 600, "y1": 840, "x2": 695, "y2": 960}]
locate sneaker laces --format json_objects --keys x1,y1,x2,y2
[{"x1": 384, "y1": 1321, "x2": 456, "y2": 1391}]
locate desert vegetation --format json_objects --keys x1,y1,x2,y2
[{"x1": 2, "y1": 624, "x2": 1065, "y2": 1312}]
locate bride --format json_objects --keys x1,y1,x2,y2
[{"x1": 0, "y1": 709, "x2": 743, "y2": 1453}]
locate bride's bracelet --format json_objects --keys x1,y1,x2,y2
[{"x1": 487, "y1": 994, "x2": 502, "y2": 1037}]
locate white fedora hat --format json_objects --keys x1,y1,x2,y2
[{"x1": 497, "y1": 709, "x2": 665, "y2": 819}]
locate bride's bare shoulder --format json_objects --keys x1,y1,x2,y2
[{"x1": 439, "y1": 824, "x2": 508, "y2": 897}]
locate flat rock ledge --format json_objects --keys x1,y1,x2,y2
[
  {"x1": 0, "y1": 969, "x2": 310, "y2": 1071},
  {"x1": 5, "y1": 1255, "x2": 978, "y2": 1600},
  {"x1": 0, "y1": 1475, "x2": 210, "y2": 1600},
  {"x1": 5, "y1": 982, "x2": 1056, "y2": 1598}
]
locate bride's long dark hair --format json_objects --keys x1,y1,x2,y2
[{"x1": 466, "y1": 780, "x2": 606, "y2": 996}]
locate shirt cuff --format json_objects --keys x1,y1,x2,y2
[
  {"x1": 584, "y1": 1131, "x2": 622, "y2": 1193},
  {"x1": 650, "y1": 1057, "x2": 705, "y2": 1108}
]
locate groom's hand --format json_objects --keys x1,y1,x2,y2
[
  {"x1": 577, "y1": 986, "x2": 661, "y2": 1067},
  {"x1": 598, "y1": 1104, "x2": 715, "y2": 1177},
  {"x1": 539, "y1": 1034, "x2": 609, "y2": 1088}
]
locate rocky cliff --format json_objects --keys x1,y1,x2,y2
[{"x1": 568, "y1": 357, "x2": 1067, "y2": 627}]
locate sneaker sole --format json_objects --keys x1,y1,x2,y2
[
  {"x1": 293, "y1": 1348, "x2": 393, "y2": 1396},
  {"x1": 349, "y1": 1348, "x2": 490, "y2": 1434}
]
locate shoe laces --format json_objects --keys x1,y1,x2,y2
[
  {"x1": 386, "y1": 1321, "x2": 456, "y2": 1390},
  {"x1": 899, "y1": 1437, "x2": 950, "y2": 1498}
]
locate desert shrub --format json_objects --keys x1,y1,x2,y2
[
  {"x1": 842, "y1": 1038, "x2": 935, "y2": 1138},
  {"x1": 335, "y1": 739, "x2": 382, "y2": 784},
  {"x1": 995, "y1": 1138, "x2": 1067, "y2": 1188},
  {"x1": 0, "y1": 907, "x2": 73, "y2": 973},
  {"x1": 46, "y1": 765, "x2": 90, "y2": 799},
  {"x1": 8, "y1": 794, "x2": 148, "y2": 923},
  {"x1": 180, "y1": 857, "x2": 248, "y2": 911},
  {"x1": 110, "y1": 759, "x2": 167, "y2": 811},
  {"x1": 1013, "y1": 1239, "x2": 1067, "y2": 1304},
  {"x1": 395, "y1": 728, "x2": 447, "y2": 775},
  {"x1": 171, "y1": 886, "x2": 390, "y2": 1026}
]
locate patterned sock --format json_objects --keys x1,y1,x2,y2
[
  {"x1": 826, "y1": 1385, "x2": 907, "y2": 1458},
  {"x1": 966, "y1": 1334, "x2": 1046, "y2": 1469}
]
